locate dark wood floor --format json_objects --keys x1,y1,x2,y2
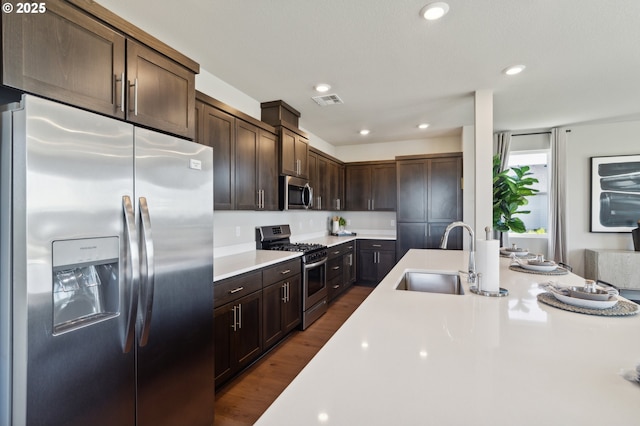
[{"x1": 213, "y1": 284, "x2": 374, "y2": 426}]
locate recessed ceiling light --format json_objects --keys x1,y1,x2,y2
[
  {"x1": 359, "y1": 129, "x2": 370, "y2": 136},
  {"x1": 314, "y1": 83, "x2": 331, "y2": 93},
  {"x1": 418, "y1": 123, "x2": 430, "y2": 129},
  {"x1": 503, "y1": 65, "x2": 526, "y2": 75},
  {"x1": 420, "y1": 2, "x2": 449, "y2": 20}
]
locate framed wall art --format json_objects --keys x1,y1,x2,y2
[{"x1": 591, "y1": 154, "x2": 640, "y2": 232}]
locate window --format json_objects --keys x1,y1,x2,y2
[{"x1": 507, "y1": 150, "x2": 549, "y2": 235}]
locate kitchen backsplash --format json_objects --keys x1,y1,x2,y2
[{"x1": 214, "y1": 210, "x2": 396, "y2": 257}]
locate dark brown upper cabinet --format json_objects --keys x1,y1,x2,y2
[
  {"x1": 2, "y1": 0, "x2": 198, "y2": 139},
  {"x1": 308, "y1": 148, "x2": 345, "y2": 211},
  {"x1": 280, "y1": 126, "x2": 309, "y2": 178},
  {"x1": 196, "y1": 100, "x2": 235, "y2": 210},
  {"x1": 2, "y1": 1, "x2": 126, "y2": 118},
  {"x1": 259, "y1": 100, "x2": 309, "y2": 179},
  {"x1": 196, "y1": 92, "x2": 279, "y2": 211},
  {"x1": 345, "y1": 162, "x2": 396, "y2": 211},
  {"x1": 126, "y1": 40, "x2": 195, "y2": 138}
]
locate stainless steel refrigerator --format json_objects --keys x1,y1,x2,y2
[{"x1": 0, "y1": 95, "x2": 214, "y2": 425}]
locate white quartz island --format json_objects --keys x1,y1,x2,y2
[{"x1": 256, "y1": 249, "x2": 640, "y2": 425}]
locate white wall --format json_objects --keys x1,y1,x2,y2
[{"x1": 563, "y1": 120, "x2": 640, "y2": 275}]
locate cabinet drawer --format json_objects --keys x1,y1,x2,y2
[
  {"x1": 262, "y1": 258, "x2": 301, "y2": 287},
  {"x1": 327, "y1": 257, "x2": 343, "y2": 279},
  {"x1": 328, "y1": 246, "x2": 344, "y2": 259},
  {"x1": 327, "y1": 275, "x2": 344, "y2": 301},
  {"x1": 358, "y1": 239, "x2": 395, "y2": 251},
  {"x1": 214, "y1": 270, "x2": 262, "y2": 308}
]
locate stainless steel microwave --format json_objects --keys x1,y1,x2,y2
[{"x1": 280, "y1": 175, "x2": 312, "y2": 210}]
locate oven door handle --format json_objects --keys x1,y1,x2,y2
[{"x1": 304, "y1": 257, "x2": 327, "y2": 270}]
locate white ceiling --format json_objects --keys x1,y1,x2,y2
[{"x1": 98, "y1": 0, "x2": 640, "y2": 146}]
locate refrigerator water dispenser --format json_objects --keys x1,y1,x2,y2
[{"x1": 52, "y1": 237, "x2": 119, "y2": 334}]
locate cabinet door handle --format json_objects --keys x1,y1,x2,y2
[
  {"x1": 372, "y1": 244, "x2": 382, "y2": 248},
  {"x1": 371, "y1": 199, "x2": 375, "y2": 210},
  {"x1": 231, "y1": 305, "x2": 238, "y2": 331},
  {"x1": 286, "y1": 282, "x2": 290, "y2": 302},
  {"x1": 332, "y1": 266, "x2": 341, "y2": 271},
  {"x1": 115, "y1": 73, "x2": 125, "y2": 113},
  {"x1": 337, "y1": 199, "x2": 341, "y2": 210},
  {"x1": 332, "y1": 250, "x2": 341, "y2": 255},
  {"x1": 280, "y1": 269, "x2": 291, "y2": 275},
  {"x1": 237, "y1": 303, "x2": 242, "y2": 329},
  {"x1": 282, "y1": 282, "x2": 287, "y2": 303},
  {"x1": 229, "y1": 286, "x2": 244, "y2": 294},
  {"x1": 347, "y1": 253, "x2": 353, "y2": 266},
  {"x1": 129, "y1": 78, "x2": 138, "y2": 116},
  {"x1": 257, "y1": 189, "x2": 264, "y2": 209},
  {"x1": 333, "y1": 284, "x2": 340, "y2": 289}
]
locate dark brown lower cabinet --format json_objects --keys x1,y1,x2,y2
[
  {"x1": 214, "y1": 291, "x2": 262, "y2": 386},
  {"x1": 357, "y1": 240, "x2": 396, "y2": 285},
  {"x1": 214, "y1": 259, "x2": 302, "y2": 388},
  {"x1": 327, "y1": 242, "x2": 356, "y2": 301},
  {"x1": 214, "y1": 272, "x2": 263, "y2": 387},
  {"x1": 262, "y1": 275, "x2": 301, "y2": 350}
]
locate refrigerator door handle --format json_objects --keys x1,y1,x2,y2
[
  {"x1": 122, "y1": 195, "x2": 140, "y2": 353},
  {"x1": 138, "y1": 197, "x2": 155, "y2": 347}
]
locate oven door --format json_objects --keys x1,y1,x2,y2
[{"x1": 303, "y1": 257, "x2": 327, "y2": 310}]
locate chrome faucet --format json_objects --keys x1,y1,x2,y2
[{"x1": 440, "y1": 221, "x2": 476, "y2": 284}]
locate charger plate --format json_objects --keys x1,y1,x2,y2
[{"x1": 537, "y1": 292, "x2": 639, "y2": 316}]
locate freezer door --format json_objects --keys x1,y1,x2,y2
[
  {"x1": 10, "y1": 95, "x2": 136, "y2": 426},
  {"x1": 133, "y1": 128, "x2": 214, "y2": 426}
]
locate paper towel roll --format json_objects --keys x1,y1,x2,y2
[{"x1": 475, "y1": 239, "x2": 500, "y2": 293}]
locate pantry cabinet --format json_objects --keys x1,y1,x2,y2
[
  {"x1": 396, "y1": 154, "x2": 463, "y2": 259},
  {"x1": 2, "y1": 0, "x2": 198, "y2": 139}
]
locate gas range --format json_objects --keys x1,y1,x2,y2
[
  {"x1": 256, "y1": 224, "x2": 329, "y2": 330},
  {"x1": 256, "y1": 225, "x2": 327, "y2": 263}
]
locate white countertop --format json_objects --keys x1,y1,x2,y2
[
  {"x1": 214, "y1": 250, "x2": 301, "y2": 282},
  {"x1": 214, "y1": 234, "x2": 395, "y2": 282},
  {"x1": 256, "y1": 249, "x2": 640, "y2": 425}
]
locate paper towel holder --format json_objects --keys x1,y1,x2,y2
[{"x1": 470, "y1": 273, "x2": 509, "y2": 297}]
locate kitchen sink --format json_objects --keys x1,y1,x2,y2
[{"x1": 396, "y1": 271, "x2": 464, "y2": 295}]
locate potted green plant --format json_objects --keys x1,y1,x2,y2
[{"x1": 492, "y1": 154, "x2": 539, "y2": 244}]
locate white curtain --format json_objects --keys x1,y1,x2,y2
[
  {"x1": 495, "y1": 132, "x2": 512, "y2": 171},
  {"x1": 548, "y1": 128, "x2": 568, "y2": 263}
]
